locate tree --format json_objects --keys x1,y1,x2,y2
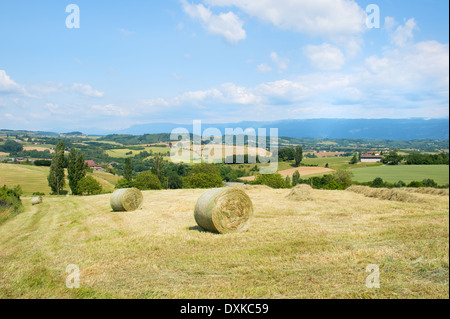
[
  {"x1": 294, "y1": 146, "x2": 303, "y2": 167},
  {"x1": 124, "y1": 158, "x2": 133, "y2": 181},
  {"x1": 1, "y1": 140, "x2": 23, "y2": 154},
  {"x1": 329, "y1": 169, "x2": 353, "y2": 189},
  {"x1": 184, "y1": 163, "x2": 223, "y2": 189},
  {"x1": 349, "y1": 155, "x2": 358, "y2": 165},
  {"x1": 285, "y1": 176, "x2": 291, "y2": 186},
  {"x1": 279, "y1": 148, "x2": 295, "y2": 161},
  {"x1": 168, "y1": 174, "x2": 183, "y2": 189},
  {"x1": 68, "y1": 148, "x2": 87, "y2": 195},
  {"x1": 78, "y1": 176, "x2": 103, "y2": 195},
  {"x1": 151, "y1": 155, "x2": 165, "y2": 183},
  {"x1": 47, "y1": 141, "x2": 66, "y2": 195},
  {"x1": 383, "y1": 150, "x2": 403, "y2": 165},
  {"x1": 292, "y1": 171, "x2": 301, "y2": 186},
  {"x1": 115, "y1": 178, "x2": 131, "y2": 189},
  {"x1": 134, "y1": 171, "x2": 162, "y2": 190}
]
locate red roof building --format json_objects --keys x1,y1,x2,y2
[{"x1": 85, "y1": 160, "x2": 97, "y2": 168}]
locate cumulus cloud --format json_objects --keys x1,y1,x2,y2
[
  {"x1": 92, "y1": 104, "x2": 129, "y2": 116},
  {"x1": 0, "y1": 70, "x2": 22, "y2": 93},
  {"x1": 71, "y1": 83, "x2": 104, "y2": 98},
  {"x1": 304, "y1": 43, "x2": 346, "y2": 71},
  {"x1": 270, "y1": 52, "x2": 289, "y2": 73},
  {"x1": 204, "y1": 0, "x2": 366, "y2": 37},
  {"x1": 256, "y1": 63, "x2": 272, "y2": 74},
  {"x1": 389, "y1": 18, "x2": 418, "y2": 47},
  {"x1": 136, "y1": 39, "x2": 449, "y2": 119},
  {"x1": 182, "y1": 0, "x2": 246, "y2": 44}
]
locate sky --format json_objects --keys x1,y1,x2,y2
[{"x1": 0, "y1": 0, "x2": 449, "y2": 133}]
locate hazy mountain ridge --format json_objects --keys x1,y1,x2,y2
[{"x1": 118, "y1": 118, "x2": 449, "y2": 140}]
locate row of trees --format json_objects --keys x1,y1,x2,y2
[
  {"x1": 358, "y1": 177, "x2": 446, "y2": 189},
  {"x1": 278, "y1": 146, "x2": 303, "y2": 166},
  {"x1": 47, "y1": 141, "x2": 102, "y2": 195},
  {"x1": 116, "y1": 161, "x2": 224, "y2": 190}
]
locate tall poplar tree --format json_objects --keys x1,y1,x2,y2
[
  {"x1": 124, "y1": 158, "x2": 133, "y2": 181},
  {"x1": 48, "y1": 141, "x2": 66, "y2": 195},
  {"x1": 294, "y1": 146, "x2": 303, "y2": 167},
  {"x1": 68, "y1": 148, "x2": 87, "y2": 195}
]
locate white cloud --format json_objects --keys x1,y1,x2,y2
[
  {"x1": 304, "y1": 43, "x2": 346, "y2": 71},
  {"x1": 384, "y1": 16, "x2": 397, "y2": 32},
  {"x1": 182, "y1": 0, "x2": 246, "y2": 44},
  {"x1": 270, "y1": 52, "x2": 289, "y2": 72},
  {"x1": 135, "y1": 39, "x2": 449, "y2": 120},
  {"x1": 257, "y1": 63, "x2": 272, "y2": 74},
  {"x1": 71, "y1": 83, "x2": 104, "y2": 98},
  {"x1": 0, "y1": 70, "x2": 22, "y2": 93},
  {"x1": 92, "y1": 104, "x2": 129, "y2": 116},
  {"x1": 204, "y1": 0, "x2": 366, "y2": 37},
  {"x1": 390, "y1": 18, "x2": 417, "y2": 47},
  {"x1": 119, "y1": 28, "x2": 135, "y2": 36}
]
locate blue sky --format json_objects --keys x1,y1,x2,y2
[{"x1": 0, "y1": 0, "x2": 448, "y2": 133}]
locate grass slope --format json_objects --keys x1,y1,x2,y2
[
  {"x1": 0, "y1": 164, "x2": 118, "y2": 195},
  {"x1": 0, "y1": 188, "x2": 448, "y2": 299}
]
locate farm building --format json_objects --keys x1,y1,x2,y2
[
  {"x1": 360, "y1": 155, "x2": 383, "y2": 163},
  {"x1": 85, "y1": 160, "x2": 103, "y2": 171}
]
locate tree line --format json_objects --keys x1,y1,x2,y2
[{"x1": 47, "y1": 141, "x2": 103, "y2": 196}]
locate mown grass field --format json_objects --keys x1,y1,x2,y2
[
  {"x1": 0, "y1": 187, "x2": 448, "y2": 299},
  {"x1": 351, "y1": 165, "x2": 449, "y2": 185},
  {"x1": 105, "y1": 147, "x2": 171, "y2": 158},
  {"x1": 0, "y1": 164, "x2": 119, "y2": 195}
]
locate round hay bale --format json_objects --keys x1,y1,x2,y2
[
  {"x1": 194, "y1": 188, "x2": 254, "y2": 234},
  {"x1": 287, "y1": 184, "x2": 312, "y2": 201},
  {"x1": 110, "y1": 188, "x2": 143, "y2": 212},
  {"x1": 31, "y1": 196, "x2": 43, "y2": 205}
]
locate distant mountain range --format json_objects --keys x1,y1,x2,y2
[{"x1": 116, "y1": 118, "x2": 449, "y2": 140}]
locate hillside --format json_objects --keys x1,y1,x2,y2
[
  {"x1": 0, "y1": 164, "x2": 120, "y2": 195},
  {"x1": 0, "y1": 188, "x2": 448, "y2": 299}
]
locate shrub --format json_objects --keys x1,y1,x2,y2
[
  {"x1": 329, "y1": 169, "x2": 353, "y2": 189},
  {"x1": 394, "y1": 180, "x2": 407, "y2": 188},
  {"x1": 422, "y1": 179, "x2": 438, "y2": 188},
  {"x1": 408, "y1": 181, "x2": 424, "y2": 188},
  {"x1": 184, "y1": 173, "x2": 223, "y2": 189},
  {"x1": 134, "y1": 171, "x2": 162, "y2": 190},
  {"x1": 254, "y1": 174, "x2": 291, "y2": 189},
  {"x1": 0, "y1": 185, "x2": 23, "y2": 224},
  {"x1": 32, "y1": 192, "x2": 45, "y2": 196},
  {"x1": 371, "y1": 177, "x2": 385, "y2": 188},
  {"x1": 78, "y1": 176, "x2": 103, "y2": 195},
  {"x1": 34, "y1": 160, "x2": 52, "y2": 167},
  {"x1": 115, "y1": 178, "x2": 132, "y2": 189},
  {"x1": 292, "y1": 171, "x2": 301, "y2": 186},
  {"x1": 183, "y1": 163, "x2": 223, "y2": 189}
]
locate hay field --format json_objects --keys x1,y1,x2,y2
[
  {"x1": 240, "y1": 167, "x2": 335, "y2": 181},
  {"x1": 0, "y1": 187, "x2": 448, "y2": 299},
  {"x1": 0, "y1": 164, "x2": 118, "y2": 195}
]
